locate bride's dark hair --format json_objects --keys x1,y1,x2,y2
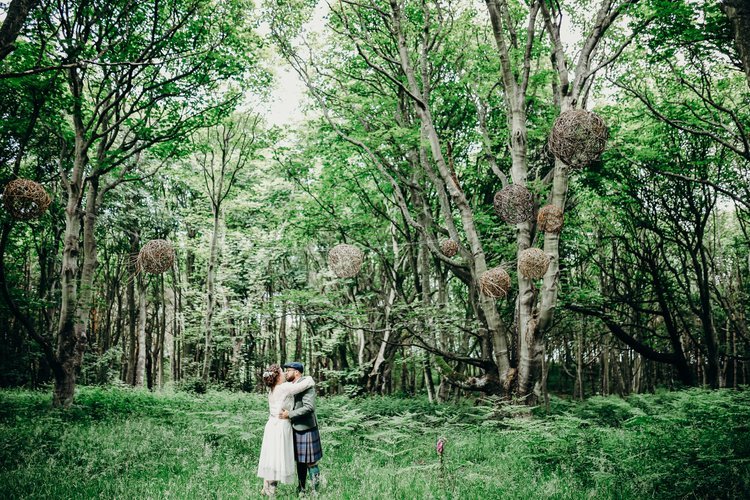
[{"x1": 262, "y1": 364, "x2": 281, "y2": 389}]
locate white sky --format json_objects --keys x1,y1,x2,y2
[
  {"x1": 264, "y1": 65, "x2": 309, "y2": 127},
  {"x1": 260, "y1": 3, "x2": 330, "y2": 128}
]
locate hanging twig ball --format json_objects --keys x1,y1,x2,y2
[
  {"x1": 328, "y1": 243, "x2": 364, "y2": 278},
  {"x1": 548, "y1": 109, "x2": 609, "y2": 168},
  {"x1": 137, "y1": 239, "x2": 175, "y2": 274},
  {"x1": 440, "y1": 239, "x2": 459, "y2": 257},
  {"x1": 518, "y1": 248, "x2": 550, "y2": 280},
  {"x1": 537, "y1": 204, "x2": 564, "y2": 233},
  {"x1": 479, "y1": 267, "x2": 511, "y2": 298},
  {"x1": 493, "y1": 184, "x2": 533, "y2": 224},
  {"x1": 2, "y1": 179, "x2": 51, "y2": 220}
]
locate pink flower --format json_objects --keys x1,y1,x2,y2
[{"x1": 436, "y1": 437, "x2": 446, "y2": 455}]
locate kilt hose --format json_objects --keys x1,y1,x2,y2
[{"x1": 293, "y1": 427, "x2": 323, "y2": 464}]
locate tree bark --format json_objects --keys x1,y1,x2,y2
[
  {"x1": 0, "y1": 0, "x2": 40, "y2": 62},
  {"x1": 126, "y1": 231, "x2": 139, "y2": 384},
  {"x1": 722, "y1": 0, "x2": 750, "y2": 89},
  {"x1": 202, "y1": 211, "x2": 221, "y2": 381},
  {"x1": 135, "y1": 274, "x2": 147, "y2": 387},
  {"x1": 54, "y1": 94, "x2": 88, "y2": 406},
  {"x1": 279, "y1": 300, "x2": 287, "y2": 364}
]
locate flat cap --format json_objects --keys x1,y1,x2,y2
[{"x1": 282, "y1": 361, "x2": 304, "y2": 373}]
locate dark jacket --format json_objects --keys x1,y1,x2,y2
[{"x1": 288, "y1": 380, "x2": 318, "y2": 431}]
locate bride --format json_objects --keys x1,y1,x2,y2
[{"x1": 257, "y1": 363, "x2": 315, "y2": 496}]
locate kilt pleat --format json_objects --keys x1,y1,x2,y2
[{"x1": 293, "y1": 428, "x2": 323, "y2": 463}]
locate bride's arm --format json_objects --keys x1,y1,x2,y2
[{"x1": 278, "y1": 376, "x2": 315, "y2": 396}]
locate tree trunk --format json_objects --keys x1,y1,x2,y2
[
  {"x1": 722, "y1": 0, "x2": 750, "y2": 89},
  {"x1": 126, "y1": 231, "x2": 139, "y2": 384},
  {"x1": 279, "y1": 300, "x2": 287, "y2": 364},
  {"x1": 202, "y1": 211, "x2": 221, "y2": 381},
  {"x1": 54, "y1": 136, "x2": 87, "y2": 407},
  {"x1": 74, "y1": 177, "x2": 100, "y2": 357},
  {"x1": 135, "y1": 274, "x2": 147, "y2": 387},
  {"x1": 295, "y1": 311, "x2": 304, "y2": 361},
  {"x1": 424, "y1": 357, "x2": 436, "y2": 403},
  {"x1": 602, "y1": 333, "x2": 611, "y2": 396},
  {"x1": 575, "y1": 326, "x2": 583, "y2": 400},
  {"x1": 391, "y1": 0, "x2": 509, "y2": 384},
  {"x1": 0, "y1": 0, "x2": 40, "y2": 62}
]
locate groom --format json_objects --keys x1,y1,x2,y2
[{"x1": 279, "y1": 362, "x2": 323, "y2": 493}]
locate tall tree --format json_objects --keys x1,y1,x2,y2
[{"x1": 195, "y1": 114, "x2": 262, "y2": 382}]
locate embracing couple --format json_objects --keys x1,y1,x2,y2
[{"x1": 257, "y1": 362, "x2": 323, "y2": 496}]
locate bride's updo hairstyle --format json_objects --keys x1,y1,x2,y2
[{"x1": 262, "y1": 363, "x2": 282, "y2": 389}]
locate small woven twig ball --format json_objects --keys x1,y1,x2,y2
[
  {"x1": 548, "y1": 109, "x2": 608, "y2": 168},
  {"x1": 518, "y1": 248, "x2": 550, "y2": 280},
  {"x1": 493, "y1": 184, "x2": 533, "y2": 224},
  {"x1": 137, "y1": 239, "x2": 175, "y2": 274},
  {"x1": 3, "y1": 179, "x2": 51, "y2": 220},
  {"x1": 328, "y1": 243, "x2": 364, "y2": 278},
  {"x1": 479, "y1": 267, "x2": 511, "y2": 298},
  {"x1": 537, "y1": 204, "x2": 564, "y2": 233},
  {"x1": 440, "y1": 239, "x2": 459, "y2": 257}
]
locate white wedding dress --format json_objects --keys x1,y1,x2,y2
[{"x1": 257, "y1": 377, "x2": 315, "y2": 484}]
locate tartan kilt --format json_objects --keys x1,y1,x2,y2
[{"x1": 293, "y1": 427, "x2": 323, "y2": 464}]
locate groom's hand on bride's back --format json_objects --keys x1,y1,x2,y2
[{"x1": 279, "y1": 410, "x2": 289, "y2": 419}]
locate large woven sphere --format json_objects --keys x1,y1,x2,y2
[
  {"x1": 440, "y1": 239, "x2": 459, "y2": 257},
  {"x1": 138, "y1": 239, "x2": 175, "y2": 274},
  {"x1": 479, "y1": 267, "x2": 511, "y2": 298},
  {"x1": 548, "y1": 109, "x2": 608, "y2": 168},
  {"x1": 518, "y1": 248, "x2": 550, "y2": 280},
  {"x1": 328, "y1": 243, "x2": 364, "y2": 278},
  {"x1": 493, "y1": 184, "x2": 533, "y2": 224},
  {"x1": 537, "y1": 204, "x2": 564, "y2": 233},
  {"x1": 3, "y1": 179, "x2": 51, "y2": 220}
]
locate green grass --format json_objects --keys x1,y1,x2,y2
[{"x1": 1, "y1": 387, "x2": 749, "y2": 499}]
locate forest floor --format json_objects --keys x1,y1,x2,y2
[{"x1": 0, "y1": 386, "x2": 749, "y2": 499}]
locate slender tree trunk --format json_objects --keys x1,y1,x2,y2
[
  {"x1": 54, "y1": 139, "x2": 86, "y2": 407},
  {"x1": 74, "y1": 176, "x2": 100, "y2": 361},
  {"x1": 126, "y1": 231, "x2": 139, "y2": 385},
  {"x1": 186, "y1": 225, "x2": 196, "y2": 281},
  {"x1": 424, "y1": 357, "x2": 436, "y2": 403},
  {"x1": 695, "y1": 255, "x2": 720, "y2": 388},
  {"x1": 295, "y1": 311, "x2": 303, "y2": 361},
  {"x1": 279, "y1": 300, "x2": 287, "y2": 363},
  {"x1": 135, "y1": 274, "x2": 147, "y2": 387},
  {"x1": 732, "y1": 327, "x2": 737, "y2": 389},
  {"x1": 202, "y1": 211, "x2": 221, "y2": 381},
  {"x1": 575, "y1": 326, "x2": 583, "y2": 400},
  {"x1": 602, "y1": 334, "x2": 611, "y2": 396}
]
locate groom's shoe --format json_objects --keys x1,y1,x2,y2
[
  {"x1": 308, "y1": 465, "x2": 324, "y2": 493},
  {"x1": 312, "y1": 475, "x2": 327, "y2": 495}
]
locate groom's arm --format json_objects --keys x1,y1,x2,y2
[{"x1": 288, "y1": 386, "x2": 316, "y2": 420}]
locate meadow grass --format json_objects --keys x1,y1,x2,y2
[{"x1": 1, "y1": 386, "x2": 749, "y2": 499}]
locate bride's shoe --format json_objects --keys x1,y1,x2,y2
[{"x1": 261, "y1": 481, "x2": 277, "y2": 497}]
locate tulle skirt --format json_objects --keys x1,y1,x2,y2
[{"x1": 257, "y1": 416, "x2": 297, "y2": 484}]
